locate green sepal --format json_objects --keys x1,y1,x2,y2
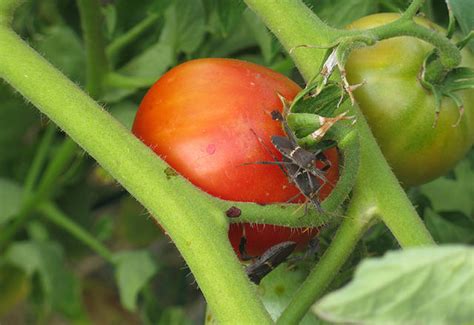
[
  {"x1": 290, "y1": 83, "x2": 347, "y2": 115},
  {"x1": 421, "y1": 49, "x2": 474, "y2": 126}
]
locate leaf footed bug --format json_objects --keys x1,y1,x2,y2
[
  {"x1": 270, "y1": 110, "x2": 333, "y2": 212},
  {"x1": 245, "y1": 128, "x2": 327, "y2": 212},
  {"x1": 245, "y1": 241, "x2": 297, "y2": 284}
]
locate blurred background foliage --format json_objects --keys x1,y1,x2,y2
[{"x1": 0, "y1": 0, "x2": 472, "y2": 324}]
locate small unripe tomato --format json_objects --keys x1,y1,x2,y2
[
  {"x1": 346, "y1": 13, "x2": 474, "y2": 186},
  {"x1": 132, "y1": 58, "x2": 339, "y2": 258}
]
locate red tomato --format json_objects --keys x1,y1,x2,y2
[{"x1": 132, "y1": 58, "x2": 339, "y2": 258}]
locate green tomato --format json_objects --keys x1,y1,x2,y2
[{"x1": 346, "y1": 13, "x2": 474, "y2": 187}]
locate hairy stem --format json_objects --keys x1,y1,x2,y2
[
  {"x1": 401, "y1": 0, "x2": 426, "y2": 19},
  {"x1": 244, "y1": 0, "x2": 337, "y2": 81},
  {"x1": 245, "y1": 0, "x2": 434, "y2": 248},
  {"x1": 0, "y1": 0, "x2": 20, "y2": 26},
  {"x1": 351, "y1": 106, "x2": 434, "y2": 246},
  {"x1": 244, "y1": 2, "x2": 436, "y2": 321},
  {"x1": 38, "y1": 201, "x2": 115, "y2": 264},
  {"x1": 0, "y1": 26, "x2": 271, "y2": 324},
  {"x1": 277, "y1": 193, "x2": 375, "y2": 324},
  {"x1": 364, "y1": 19, "x2": 461, "y2": 69}
]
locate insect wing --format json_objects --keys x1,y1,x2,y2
[{"x1": 271, "y1": 135, "x2": 295, "y2": 157}]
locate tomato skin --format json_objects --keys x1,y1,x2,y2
[
  {"x1": 345, "y1": 13, "x2": 474, "y2": 187},
  {"x1": 132, "y1": 58, "x2": 338, "y2": 258}
]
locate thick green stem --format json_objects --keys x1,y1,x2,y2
[
  {"x1": 244, "y1": 0, "x2": 337, "y2": 81},
  {"x1": 0, "y1": 27, "x2": 271, "y2": 324},
  {"x1": 106, "y1": 13, "x2": 160, "y2": 60},
  {"x1": 401, "y1": 0, "x2": 426, "y2": 19},
  {"x1": 364, "y1": 20, "x2": 461, "y2": 69},
  {"x1": 277, "y1": 192, "x2": 375, "y2": 324},
  {"x1": 38, "y1": 201, "x2": 115, "y2": 264},
  {"x1": 352, "y1": 106, "x2": 435, "y2": 246},
  {"x1": 76, "y1": 0, "x2": 108, "y2": 97},
  {"x1": 0, "y1": 0, "x2": 20, "y2": 26}
]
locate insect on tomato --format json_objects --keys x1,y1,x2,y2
[{"x1": 132, "y1": 58, "x2": 339, "y2": 258}]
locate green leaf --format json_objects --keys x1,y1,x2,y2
[
  {"x1": 243, "y1": 9, "x2": 280, "y2": 64},
  {"x1": 420, "y1": 160, "x2": 473, "y2": 216},
  {"x1": 291, "y1": 83, "x2": 347, "y2": 115},
  {"x1": 314, "y1": 245, "x2": 474, "y2": 324},
  {"x1": 26, "y1": 221, "x2": 50, "y2": 242},
  {"x1": 92, "y1": 215, "x2": 114, "y2": 242},
  {"x1": 160, "y1": 0, "x2": 206, "y2": 54},
  {"x1": 148, "y1": 0, "x2": 173, "y2": 15},
  {"x1": 213, "y1": 0, "x2": 245, "y2": 37},
  {"x1": 158, "y1": 306, "x2": 193, "y2": 325},
  {"x1": 33, "y1": 25, "x2": 85, "y2": 83},
  {"x1": 114, "y1": 250, "x2": 158, "y2": 311},
  {"x1": 120, "y1": 42, "x2": 174, "y2": 80},
  {"x1": 0, "y1": 178, "x2": 23, "y2": 225},
  {"x1": 0, "y1": 87, "x2": 37, "y2": 177},
  {"x1": 115, "y1": 196, "x2": 162, "y2": 246},
  {"x1": 202, "y1": 20, "x2": 258, "y2": 58},
  {"x1": 102, "y1": 4, "x2": 117, "y2": 38},
  {"x1": 425, "y1": 209, "x2": 474, "y2": 244},
  {"x1": 305, "y1": 0, "x2": 377, "y2": 28},
  {"x1": 260, "y1": 264, "x2": 325, "y2": 324},
  {"x1": 102, "y1": 42, "x2": 173, "y2": 103},
  {"x1": 447, "y1": 0, "x2": 474, "y2": 50},
  {"x1": 5, "y1": 241, "x2": 84, "y2": 318}
]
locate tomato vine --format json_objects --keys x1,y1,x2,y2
[{"x1": 0, "y1": 0, "x2": 469, "y2": 323}]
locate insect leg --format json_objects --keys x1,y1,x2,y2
[{"x1": 239, "y1": 226, "x2": 255, "y2": 261}]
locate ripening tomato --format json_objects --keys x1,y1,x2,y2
[
  {"x1": 345, "y1": 13, "x2": 474, "y2": 186},
  {"x1": 132, "y1": 58, "x2": 339, "y2": 258}
]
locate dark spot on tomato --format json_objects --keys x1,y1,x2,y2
[{"x1": 206, "y1": 144, "x2": 216, "y2": 154}]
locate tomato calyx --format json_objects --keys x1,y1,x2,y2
[{"x1": 420, "y1": 45, "x2": 474, "y2": 127}]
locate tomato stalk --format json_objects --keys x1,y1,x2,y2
[
  {"x1": 22, "y1": 125, "x2": 56, "y2": 198},
  {"x1": 221, "y1": 125, "x2": 359, "y2": 228},
  {"x1": 245, "y1": 1, "x2": 436, "y2": 322},
  {"x1": 0, "y1": 20, "x2": 273, "y2": 325},
  {"x1": 76, "y1": 0, "x2": 108, "y2": 98},
  {"x1": 106, "y1": 12, "x2": 161, "y2": 60},
  {"x1": 350, "y1": 19, "x2": 461, "y2": 70},
  {"x1": 277, "y1": 192, "x2": 376, "y2": 324},
  {"x1": 244, "y1": 0, "x2": 435, "y2": 246},
  {"x1": 38, "y1": 202, "x2": 116, "y2": 264},
  {"x1": 0, "y1": 136, "x2": 78, "y2": 248},
  {"x1": 0, "y1": 0, "x2": 18, "y2": 27},
  {"x1": 401, "y1": 0, "x2": 426, "y2": 20}
]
